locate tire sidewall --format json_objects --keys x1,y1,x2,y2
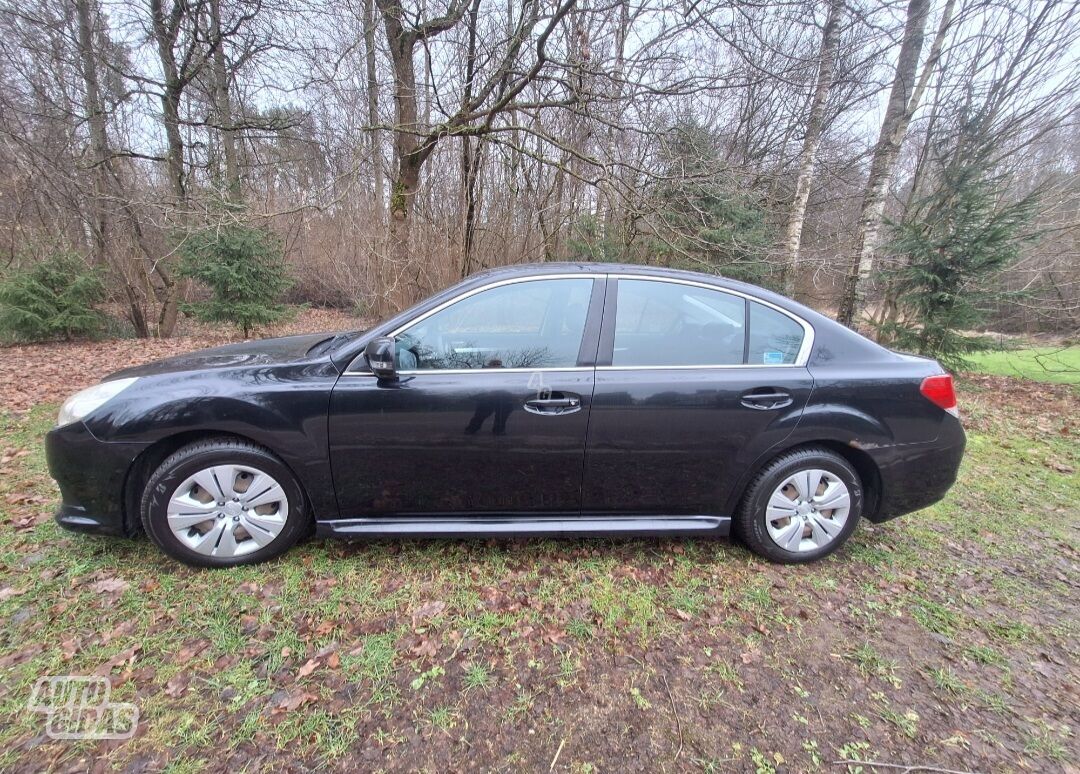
[
  {"x1": 743, "y1": 452, "x2": 863, "y2": 564},
  {"x1": 142, "y1": 445, "x2": 307, "y2": 568}
]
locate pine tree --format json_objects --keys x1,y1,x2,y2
[
  {"x1": 651, "y1": 122, "x2": 773, "y2": 284},
  {"x1": 0, "y1": 252, "x2": 106, "y2": 342},
  {"x1": 178, "y1": 219, "x2": 293, "y2": 337},
  {"x1": 876, "y1": 159, "x2": 1038, "y2": 370}
]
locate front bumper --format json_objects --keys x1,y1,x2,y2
[
  {"x1": 865, "y1": 417, "x2": 967, "y2": 522},
  {"x1": 45, "y1": 422, "x2": 148, "y2": 537}
]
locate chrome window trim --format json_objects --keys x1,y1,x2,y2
[
  {"x1": 343, "y1": 271, "x2": 815, "y2": 375},
  {"x1": 393, "y1": 366, "x2": 592, "y2": 377},
  {"x1": 344, "y1": 274, "x2": 604, "y2": 375},
  {"x1": 596, "y1": 363, "x2": 804, "y2": 372},
  {"x1": 610, "y1": 274, "x2": 815, "y2": 368}
]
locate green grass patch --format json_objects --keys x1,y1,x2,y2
[{"x1": 965, "y1": 345, "x2": 1079, "y2": 385}]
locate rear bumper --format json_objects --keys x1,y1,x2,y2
[
  {"x1": 865, "y1": 418, "x2": 966, "y2": 523},
  {"x1": 45, "y1": 423, "x2": 146, "y2": 537}
]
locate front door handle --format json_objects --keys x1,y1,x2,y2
[
  {"x1": 740, "y1": 389, "x2": 793, "y2": 411},
  {"x1": 524, "y1": 393, "x2": 582, "y2": 415}
]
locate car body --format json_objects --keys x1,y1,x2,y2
[{"x1": 45, "y1": 263, "x2": 965, "y2": 566}]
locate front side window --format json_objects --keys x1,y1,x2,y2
[
  {"x1": 394, "y1": 278, "x2": 593, "y2": 370},
  {"x1": 613, "y1": 279, "x2": 746, "y2": 367}
]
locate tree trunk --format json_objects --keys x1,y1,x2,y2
[
  {"x1": 876, "y1": 67, "x2": 948, "y2": 335},
  {"x1": 378, "y1": 0, "x2": 424, "y2": 310},
  {"x1": 74, "y1": 0, "x2": 110, "y2": 267},
  {"x1": 459, "y1": 0, "x2": 481, "y2": 278},
  {"x1": 363, "y1": 0, "x2": 383, "y2": 221},
  {"x1": 460, "y1": 136, "x2": 484, "y2": 277},
  {"x1": 836, "y1": 0, "x2": 955, "y2": 327},
  {"x1": 151, "y1": 0, "x2": 187, "y2": 209},
  {"x1": 76, "y1": 0, "x2": 155, "y2": 338},
  {"x1": 779, "y1": 0, "x2": 842, "y2": 297},
  {"x1": 149, "y1": 0, "x2": 190, "y2": 337},
  {"x1": 208, "y1": 0, "x2": 240, "y2": 201},
  {"x1": 160, "y1": 88, "x2": 186, "y2": 207},
  {"x1": 388, "y1": 159, "x2": 422, "y2": 309}
]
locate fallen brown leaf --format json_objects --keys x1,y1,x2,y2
[
  {"x1": 165, "y1": 674, "x2": 189, "y2": 697},
  {"x1": 90, "y1": 577, "x2": 130, "y2": 594},
  {"x1": 410, "y1": 600, "x2": 446, "y2": 628},
  {"x1": 296, "y1": 658, "x2": 319, "y2": 678},
  {"x1": 277, "y1": 691, "x2": 318, "y2": 712},
  {"x1": 410, "y1": 637, "x2": 438, "y2": 659}
]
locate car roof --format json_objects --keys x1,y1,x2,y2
[
  {"x1": 469, "y1": 261, "x2": 766, "y2": 292},
  {"x1": 465, "y1": 262, "x2": 810, "y2": 311}
]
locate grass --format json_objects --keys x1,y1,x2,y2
[
  {"x1": 0, "y1": 367, "x2": 1077, "y2": 770},
  {"x1": 965, "y1": 345, "x2": 1079, "y2": 385}
]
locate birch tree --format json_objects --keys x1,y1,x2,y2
[
  {"x1": 779, "y1": 0, "x2": 843, "y2": 296},
  {"x1": 835, "y1": 0, "x2": 956, "y2": 327}
]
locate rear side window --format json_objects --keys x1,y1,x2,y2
[
  {"x1": 609, "y1": 280, "x2": 807, "y2": 367},
  {"x1": 612, "y1": 280, "x2": 745, "y2": 367},
  {"x1": 748, "y1": 302, "x2": 804, "y2": 365}
]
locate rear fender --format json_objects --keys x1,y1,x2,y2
[{"x1": 721, "y1": 403, "x2": 891, "y2": 516}]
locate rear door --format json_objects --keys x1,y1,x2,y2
[
  {"x1": 329, "y1": 275, "x2": 603, "y2": 517},
  {"x1": 581, "y1": 277, "x2": 814, "y2": 516}
]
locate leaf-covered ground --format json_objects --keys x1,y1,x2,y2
[{"x1": 0, "y1": 313, "x2": 1077, "y2": 773}]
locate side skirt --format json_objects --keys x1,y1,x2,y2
[{"x1": 316, "y1": 515, "x2": 730, "y2": 539}]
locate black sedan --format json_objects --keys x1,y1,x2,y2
[{"x1": 46, "y1": 263, "x2": 965, "y2": 567}]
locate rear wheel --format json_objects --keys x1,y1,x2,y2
[
  {"x1": 140, "y1": 438, "x2": 308, "y2": 568},
  {"x1": 736, "y1": 447, "x2": 862, "y2": 564}
]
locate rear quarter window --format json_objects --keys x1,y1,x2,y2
[{"x1": 748, "y1": 302, "x2": 804, "y2": 365}]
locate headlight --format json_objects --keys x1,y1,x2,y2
[{"x1": 57, "y1": 378, "x2": 139, "y2": 427}]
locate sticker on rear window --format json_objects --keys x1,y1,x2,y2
[{"x1": 763, "y1": 351, "x2": 784, "y2": 365}]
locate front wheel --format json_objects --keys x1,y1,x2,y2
[
  {"x1": 140, "y1": 437, "x2": 309, "y2": 568},
  {"x1": 735, "y1": 447, "x2": 863, "y2": 564}
]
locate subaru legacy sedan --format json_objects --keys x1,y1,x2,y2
[{"x1": 46, "y1": 263, "x2": 965, "y2": 568}]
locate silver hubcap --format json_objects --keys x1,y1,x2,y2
[
  {"x1": 765, "y1": 469, "x2": 850, "y2": 553},
  {"x1": 167, "y1": 464, "x2": 289, "y2": 558}
]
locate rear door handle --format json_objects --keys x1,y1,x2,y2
[
  {"x1": 740, "y1": 389, "x2": 793, "y2": 410},
  {"x1": 524, "y1": 393, "x2": 582, "y2": 415}
]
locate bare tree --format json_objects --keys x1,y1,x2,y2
[
  {"x1": 835, "y1": 0, "x2": 956, "y2": 326},
  {"x1": 207, "y1": 0, "x2": 240, "y2": 200},
  {"x1": 372, "y1": 0, "x2": 576, "y2": 307},
  {"x1": 778, "y1": 0, "x2": 843, "y2": 296}
]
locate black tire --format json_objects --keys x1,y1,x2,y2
[
  {"x1": 140, "y1": 437, "x2": 309, "y2": 568},
  {"x1": 735, "y1": 446, "x2": 863, "y2": 564}
]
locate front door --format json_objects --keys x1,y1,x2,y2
[
  {"x1": 582, "y1": 277, "x2": 814, "y2": 516},
  {"x1": 329, "y1": 276, "x2": 602, "y2": 516}
]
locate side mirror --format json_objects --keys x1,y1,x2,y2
[{"x1": 365, "y1": 337, "x2": 397, "y2": 379}]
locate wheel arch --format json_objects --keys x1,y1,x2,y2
[
  {"x1": 122, "y1": 430, "x2": 314, "y2": 536},
  {"x1": 729, "y1": 439, "x2": 882, "y2": 523}
]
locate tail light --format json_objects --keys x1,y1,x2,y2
[{"x1": 921, "y1": 374, "x2": 958, "y2": 418}]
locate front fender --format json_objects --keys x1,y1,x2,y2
[{"x1": 83, "y1": 362, "x2": 341, "y2": 520}]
